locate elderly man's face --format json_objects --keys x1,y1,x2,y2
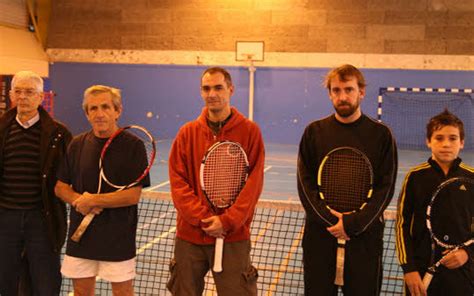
[{"x1": 10, "y1": 78, "x2": 43, "y2": 118}]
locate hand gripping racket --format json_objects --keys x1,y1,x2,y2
[
  {"x1": 423, "y1": 177, "x2": 474, "y2": 289},
  {"x1": 317, "y1": 147, "x2": 374, "y2": 286},
  {"x1": 200, "y1": 141, "x2": 249, "y2": 273},
  {"x1": 70, "y1": 125, "x2": 156, "y2": 242}
]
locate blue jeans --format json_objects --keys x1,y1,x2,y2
[{"x1": 0, "y1": 209, "x2": 61, "y2": 296}]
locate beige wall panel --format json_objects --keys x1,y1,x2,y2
[
  {"x1": 63, "y1": 0, "x2": 121, "y2": 10},
  {"x1": 0, "y1": 0, "x2": 28, "y2": 28},
  {"x1": 119, "y1": 23, "x2": 147, "y2": 36},
  {"x1": 0, "y1": 56, "x2": 48, "y2": 76},
  {"x1": 308, "y1": 0, "x2": 368, "y2": 10},
  {"x1": 46, "y1": 49, "x2": 474, "y2": 70},
  {"x1": 326, "y1": 10, "x2": 384, "y2": 25},
  {"x1": 266, "y1": 37, "x2": 327, "y2": 52},
  {"x1": 122, "y1": 9, "x2": 172, "y2": 23},
  {"x1": 145, "y1": 23, "x2": 174, "y2": 36},
  {"x1": 384, "y1": 40, "x2": 447, "y2": 55},
  {"x1": 217, "y1": 10, "x2": 272, "y2": 24},
  {"x1": 172, "y1": 36, "x2": 219, "y2": 51},
  {"x1": 44, "y1": 0, "x2": 474, "y2": 68},
  {"x1": 426, "y1": 25, "x2": 474, "y2": 40},
  {"x1": 441, "y1": 0, "x2": 474, "y2": 11},
  {"x1": 0, "y1": 26, "x2": 48, "y2": 76},
  {"x1": 368, "y1": 0, "x2": 428, "y2": 10},
  {"x1": 367, "y1": 25, "x2": 425, "y2": 40},
  {"x1": 384, "y1": 11, "x2": 448, "y2": 26},
  {"x1": 257, "y1": 25, "x2": 310, "y2": 38},
  {"x1": 69, "y1": 8, "x2": 121, "y2": 22},
  {"x1": 255, "y1": 0, "x2": 308, "y2": 10},
  {"x1": 309, "y1": 25, "x2": 366, "y2": 39},
  {"x1": 50, "y1": 34, "x2": 121, "y2": 49},
  {"x1": 271, "y1": 10, "x2": 326, "y2": 26},
  {"x1": 447, "y1": 40, "x2": 474, "y2": 55},
  {"x1": 447, "y1": 11, "x2": 474, "y2": 25},
  {"x1": 140, "y1": 36, "x2": 173, "y2": 50},
  {"x1": 171, "y1": 9, "x2": 218, "y2": 23},
  {"x1": 327, "y1": 39, "x2": 384, "y2": 53}
]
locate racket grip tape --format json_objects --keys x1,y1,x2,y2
[
  {"x1": 71, "y1": 213, "x2": 95, "y2": 242},
  {"x1": 213, "y1": 237, "x2": 224, "y2": 273},
  {"x1": 334, "y1": 238, "x2": 346, "y2": 286},
  {"x1": 422, "y1": 272, "x2": 433, "y2": 289}
]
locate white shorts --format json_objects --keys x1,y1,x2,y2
[{"x1": 61, "y1": 255, "x2": 136, "y2": 282}]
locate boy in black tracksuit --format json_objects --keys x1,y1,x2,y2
[{"x1": 396, "y1": 110, "x2": 474, "y2": 296}]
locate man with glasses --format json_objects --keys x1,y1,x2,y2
[{"x1": 0, "y1": 71, "x2": 72, "y2": 295}]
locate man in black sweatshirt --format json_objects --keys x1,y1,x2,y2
[{"x1": 297, "y1": 64, "x2": 398, "y2": 295}]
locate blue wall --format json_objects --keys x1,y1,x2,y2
[{"x1": 50, "y1": 62, "x2": 474, "y2": 144}]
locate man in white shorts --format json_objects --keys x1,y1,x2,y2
[{"x1": 55, "y1": 85, "x2": 150, "y2": 295}]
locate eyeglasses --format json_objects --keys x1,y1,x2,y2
[{"x1": 12, "y1": 88, "x2": 39, "y2": 97}]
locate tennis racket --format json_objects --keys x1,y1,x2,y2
[
  {"x1": 423, "y1": 177, "x2": 474, "y2": 289},
  {"x1": 200, "y1": 141, "x2": 249, "y2": 273},
  {"x1": 317, "y1": 147, "x2": 374, "y2": 286},
  {"x1": 70, "y1": 125, "x2": 156, "y2": 242}
]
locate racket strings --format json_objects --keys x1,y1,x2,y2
[
  {"x1": 126, "y1": 127, "x2": 156, "y2": 165},
  {"x1": 101, "y1": 126, "x2": 156, "y2": 189},
  {"x1": 428, "y1": 178, "x2": 474, "y2": 248},
  {"x1": 203, "y1": 144, "x2": 247, "y2": 208},
  {"x1": 320, "y1": 151, "x2": 372, "y2": 213}
]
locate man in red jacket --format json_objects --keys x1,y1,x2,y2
[{"x1": 167, "y1": 67, "x2": 265, "y2": 296}]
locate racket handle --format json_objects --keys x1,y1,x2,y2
[
  {"x1": 213, "y1": 237, "x2": 224, "y2": 273},
  {"x1": 422, "y1": 271, "x2": 434, "y2": 289},
  {"x1": 334, "y1": 238, "x2": 346, "y2": 286},
  {"x1": 71, "y1": 213, "x2": 95, "y2": 242}
]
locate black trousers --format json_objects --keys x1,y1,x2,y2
[
  {"x1": 0, "y1": 209, "x2": 61, "y2": 296},
  {"x1": 405, "y1": 265, "x2": 474, "y2": 296},
  {"x1": 302, "y1": 220, "x2": 384, "y2": 296}
]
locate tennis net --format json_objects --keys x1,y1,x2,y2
[{"x1": 60, "y1": 191, "x2": 404, "y2": 295}]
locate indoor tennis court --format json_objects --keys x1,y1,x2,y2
[
  {"x1": 58, "y1": 141, "x2": 474, "y2": 295},
  {"x1": 2, "y1": 1, "x2": 474, "y2": 296}
]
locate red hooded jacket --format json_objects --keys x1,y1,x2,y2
[{"x1": 169, "y1": 107, "x2": 265, "y2": 244}]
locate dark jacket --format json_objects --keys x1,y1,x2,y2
[
  {"x1": 396, "y1": 158, "x2": 474, "y2": 274},
  {"x1": 0, "y1": 106, "x2": 72, "y2": 253},
  {"x1": 297, "y1": 114, "x2": 398, "y2": 236}
]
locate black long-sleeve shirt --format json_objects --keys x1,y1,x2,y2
[
  {"x1": 297, "y1": 113, "x2": 398, "y2": 236},
  {"x1": 396, "y1": 158, "x2": 474, "y2": 275}
]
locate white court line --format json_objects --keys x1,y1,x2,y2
[
  {"x1": 137, "y1": 217, "x2": 159, "y2": 231},
  {"x1": 266, "y1": 179, "x2": 295, "y2": 183},
  {"x1": 145, "y1": 180, "x2": 170, "y2": 191},
  {"x1": 136, "y1": 226, "x2": 177, "y2": 255},
  {"x1": 264, "y1": 165, "x2": 273, "y2": 172},
  {"x1": 137, "y1": 211, "x2": 173, "y2": 232},
  {"x1": 264, "y1": 164, "x2": 295, "y2": 169}
]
